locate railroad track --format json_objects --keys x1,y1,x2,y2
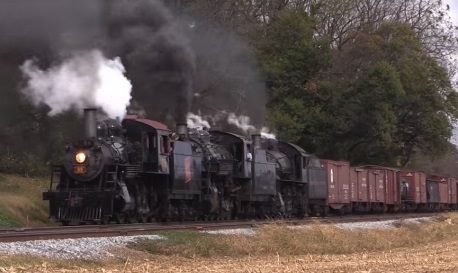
[{"x1": 0, "y1": 212, "x2": 444, "y2": 243}]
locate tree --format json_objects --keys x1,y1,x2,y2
[
  {"x1": 256, "y1": 9, "x2": 331, "y2": 143},
  {"x1": 336, "y1": 62, "x2": 404, "y2": 165},
  {"x1": 325, "y1": 22, "x2": 458, "y2": 166}
]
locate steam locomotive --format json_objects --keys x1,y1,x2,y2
[{"x1": 43, "y1": 108, "x2": 324, "y2": 225}]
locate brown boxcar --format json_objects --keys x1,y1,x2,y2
[
  {"x1": 320, "y1": 160, "x2": 351, "y2": 213},
  {"x1": 449, "y1": 177, "x2": 457, "y2": 206},
  {"x1": 358, "y1": 165, "x2": 401, "y2": 212},
  {"x1": 350, "y1": 167, "x2": 368, "y2": 202},
  {"x1": 439, "y1": 182, "x2": 449, "y2": 206},
  {"x1": 350, "y1": 167, "x2": 370, "y2": 212},
  {"x1": 365, "y1": 168, "x2": 385, "y2": 210},
  {"x1": 399, "y1": 170, "x2": 427, "y2": 211},
  {"x1": 453, "y1": 177, "x2": 458, "y2": 209},
  {"x1": 428, "y1": 175, "x2": 455, "y2": 208}
]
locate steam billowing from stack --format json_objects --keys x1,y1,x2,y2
[
  {"x1": 227, "y1": 113, "x2": 276, "y2": 139},
  {"x1": 187, "y1": 113, "x2": 211, "y2": 129},
  {"x1": 20, "y1": 50, "x2": 132, "y2": 119},
  {"x1": 187, "y1": 112, "x2": 276, "y2": 139}
]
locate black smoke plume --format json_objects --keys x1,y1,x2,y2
[
  {"x1": 0, "y1": 0, "x2": 266, "y2": 130},
  {"x1": 188, "y1": 24, "x2": 266, "y2": 127},
  {"x1": 101, "y1": 0, "x2": 195, "y2": 125}
]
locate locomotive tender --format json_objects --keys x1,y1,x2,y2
[{"x1": 43, "y1": 108, "x2": 324, "y2": 225}]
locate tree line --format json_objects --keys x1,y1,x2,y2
[{"x1": 1, "y1": 0, "x2": 458, "y2": 176}]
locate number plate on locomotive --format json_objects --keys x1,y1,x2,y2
[{"x1": 74, "y1": 166, "x2": 86, "y2": 174}]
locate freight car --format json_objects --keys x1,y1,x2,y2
[
  {"x1": 311, "y1": 162, "x2": 458, "y2": 216},
  {"x1": 42, "y1": 108, "x2": 324, "y2": 225},
  {"x1": 399, "y1": 170, "x2": 428, "y2": 212}
]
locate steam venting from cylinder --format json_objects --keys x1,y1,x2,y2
[{"x1": 84, "y1": 108, "x2": 97, "y2": 139}]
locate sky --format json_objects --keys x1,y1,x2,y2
[
  {"x1": 442, "y1": 0, "x2": 458, "y2": 145},
  {"x1": 445, "y1": 0, "x2": 458, "y2": 26}
]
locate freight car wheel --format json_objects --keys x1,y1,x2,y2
[
  {"x1": 321, "y1": 206, "x2": 329, "y2": 217},
  {"x1": 61, "y1": 220, "x2": 71, "y2": 226}
]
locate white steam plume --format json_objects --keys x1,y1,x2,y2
[
  {"x1": 227, "y1": 113, "x2": 256, "y2": 132},
  {"x1": 226, "y1": 112, "x2": 276, "y2": 139},
  {"x1": 187, "y1": 112, "x2": 211, "y2": 129},
  {"x1": 186, "y1": 111, "x2": 277, "y2": 139},
  {"x1": 261, "y1": 127, "x2": 276, "y2": 139},
  {"x1": 20, "y1": 49, "x2": 132, "y2": 119}
]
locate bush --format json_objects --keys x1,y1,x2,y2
[{"x1": 0, "y1": 153, "x2": 49, "y2": 177}]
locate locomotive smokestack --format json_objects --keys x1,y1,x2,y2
[
  {"x1": 177, "y1": 123, "x2": 188, "y2": 139},
  {"x1": 84, "y1": 108, "x2": 97, "y2": 139},
  {"x1": 252, "y1": 134, "x2": 262, "y2": 150}
]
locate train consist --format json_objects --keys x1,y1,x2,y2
[{"x1": 42, "y1": 108, "x2": 457, "y2": 225}]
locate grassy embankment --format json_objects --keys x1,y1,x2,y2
[
  {"x1": 1, "y1": 213, "x2": 458, "y2": 272},
  {"x1": 0, "y1": 173, "x2": 51, "y2": 227}
]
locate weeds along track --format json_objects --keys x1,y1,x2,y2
[{"x1": 0, "y1": 212, "x2": 444, "y2": 243}]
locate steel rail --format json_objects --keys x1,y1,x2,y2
[{"x1": 0, "y1": 212, "x2": 444, "y2": 243}]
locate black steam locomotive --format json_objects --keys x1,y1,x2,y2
[{"x1": 43, "y1": 108, "x2": 326, "y2": 225}]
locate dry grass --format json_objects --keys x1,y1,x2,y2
[
  {"x1": 129, "y1": 214, "x2": 456, "y2": 258},
  {"x1": 1, "y1": 214, "x2": 458, "y2": 272},
  {"x1": 0, "y1": 173, "x2": 51, "y2": 227}
]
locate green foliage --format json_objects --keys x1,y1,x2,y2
[
  {"x1": 334, "y1": 62, "x2": 404, "y2": 164},
  {"x1": 0, "y1": 153, "x2": 49, "y2": 177},
  {"x1": 260, "y1": 16, "x2": 458, "y2": 167},
  {"x1": 257, "y1": 10, "x2": 332, "y2": 146}
]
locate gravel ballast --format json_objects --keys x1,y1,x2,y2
[
  {"x1": 334, "y1": 216, "x2": 433, "y2": 230},
  {"x1": 0, "y1": 235, "x2": 164, "y2": 260},
  {"x1": 0, "y1": 217, "x2": 434, "y2": 260}
]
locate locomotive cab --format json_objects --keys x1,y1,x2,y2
[
  {"x1": 122, "y1": 115, "x2": 171, "y2": 174},
  {"x1": 209, "y1": 130, "x2": 253, "y2": 179}
]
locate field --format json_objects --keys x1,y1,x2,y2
[
  {"x1": 0, "y1": 173, "x2": 51, "y2": 227},
  {"x1": 0, "y1": 214, "x2": 458, "y2": 272}
]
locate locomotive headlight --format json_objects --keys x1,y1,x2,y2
[{"x1": 75, "y1": 152, "x2": 86, "y2": 164}]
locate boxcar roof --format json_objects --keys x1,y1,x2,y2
[{"x1": 357, "y1": 165, "x2": 401, "y2": 171}]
